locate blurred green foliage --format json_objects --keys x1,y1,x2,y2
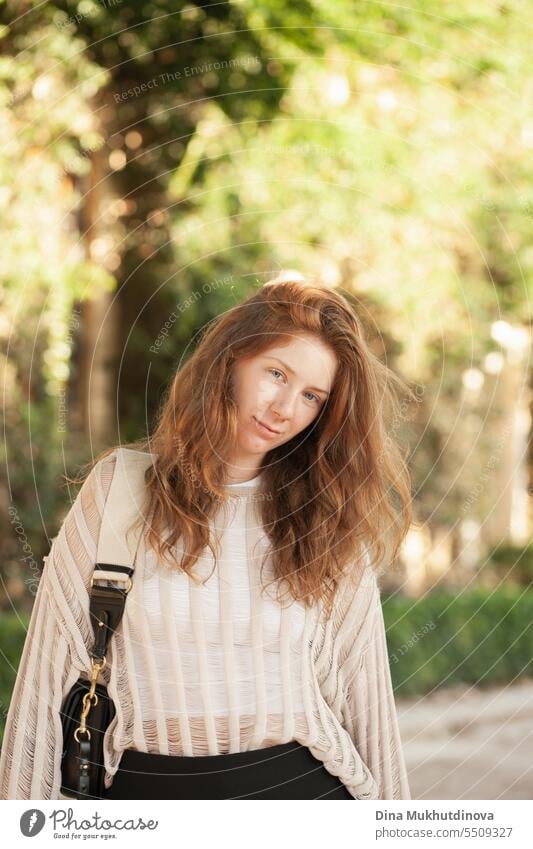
[
  {"x1": 384, "y1": 586, "x2": 533, "y2": 696},
  {"x1": 0, "y1": 612, "x2": 30, "y2": 740}
]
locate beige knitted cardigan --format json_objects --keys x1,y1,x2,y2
[{"x1": 0, "y1": 448, "x2": 411, "y2": 800}]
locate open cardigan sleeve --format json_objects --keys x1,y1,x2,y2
[
  {"x1": 338, "y1": 567, "x2": 411, "y2": 800},
  {"x1": 0, "y1": 453, "x2": 117, "y2": 800}
]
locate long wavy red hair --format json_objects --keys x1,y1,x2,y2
[{"x1": 74, "y1": 276, "x2": 416, "y2": 616}]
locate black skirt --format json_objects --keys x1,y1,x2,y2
[{"x1": 102, "y1": 741, "x2": 354, "y2": 799}]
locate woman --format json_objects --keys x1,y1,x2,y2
[{"x1": 0, "y1": 275, "x2": 414, "y2": 800}]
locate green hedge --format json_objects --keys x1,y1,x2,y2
[
  {"x1": 383, "y1": 585, "x2": 533, "y2": 696},
  {"x1": 0, "y1": 613, "x2": 31, "y2": 743},
  {"x1": 1, "y1": 587, "x2": 532, "y2": 743}
]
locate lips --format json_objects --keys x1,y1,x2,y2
[{"x1": 252, "y1": 416, "x2": 281, "y2": 436}]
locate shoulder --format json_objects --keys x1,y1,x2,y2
[
  {"x1": 71, "y1": 450, "x2": 118, "y2": 513},
  {"x1": 93, "y1": 449, "x2": 119, "y2": 490},
  {"x1": 85, "y1": 446, "x2": 155, "y2": 498}
]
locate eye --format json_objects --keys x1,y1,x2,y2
[{"x1": 268, "y1": 369, "x2": 320, "y2": 404}]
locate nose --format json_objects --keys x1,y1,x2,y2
[{"x1": 271, "y1": 388, "x2": 296, "y2": 422}]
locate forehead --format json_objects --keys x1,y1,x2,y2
[{"x1": 261, "y1": 334, "x2": 336, "y2": 362}]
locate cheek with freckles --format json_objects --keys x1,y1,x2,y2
[{"x1": 255, "y1": 372, "x2": 278, "y2": 406}]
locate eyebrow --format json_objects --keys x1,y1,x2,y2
[{"x1": 266, "y1": 356, "x2": 331, "y2": 397}]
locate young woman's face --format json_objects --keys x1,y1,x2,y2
[{"x1": 229, "y1": 333, "x2": 338, "y2": 473}]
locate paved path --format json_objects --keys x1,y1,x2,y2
[{"x1": 397, "y1": 677, "x2": 533, "y2": 799}]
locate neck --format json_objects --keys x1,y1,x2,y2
[
  {"x1": 223, "y1": 462, "x2": 263, "y2": 485},
  {"x1": 224, "y1": 471, "x2": 261, "y2": 485}
]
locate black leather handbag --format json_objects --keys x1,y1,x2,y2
[
  {"x1": 59, "y1": 565, "x2": 133, "y2": 800},
  {"x1": 58, "y1": 447, "x2": 153, "y2": 800},
  {"x1": 60, "y1": 678, "x2": 116, "y2": 799}
]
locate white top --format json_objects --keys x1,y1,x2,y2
[
  {"x1": 0, "y1": 449, "x2": 411, "y2": 800},
  {"x1": 225, "y1": 474, "x2": 262, "y2": 486}
]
